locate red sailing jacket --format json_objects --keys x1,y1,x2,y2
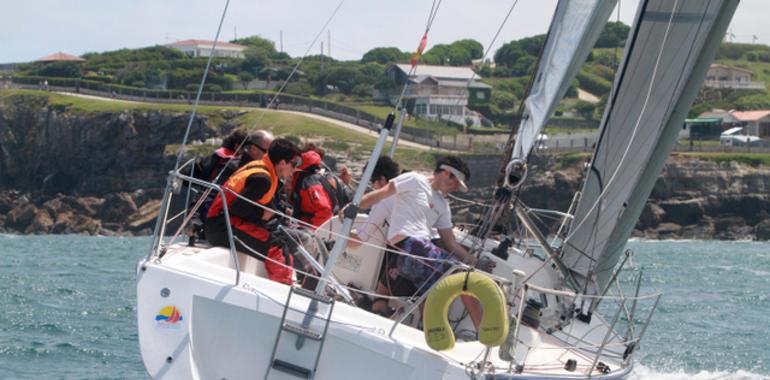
[{"x1": 291, "y1": 151, "x2": 346, "y2": 228}]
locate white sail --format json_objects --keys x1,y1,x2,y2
[
  {"x1": 561, "y1": 0, "x2": 739, "y2": 291},
  {"x1": 510, "y1": 0, "x2": 617, "y2": 162}
]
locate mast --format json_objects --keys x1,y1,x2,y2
[{"x1": 560, "y1": 0, "x2": 740, "y2": 291}]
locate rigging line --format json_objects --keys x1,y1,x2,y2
[
  {"x1": 424, "y1": 0, "x2": 442, "y2": 33},
  {"x1": 172, "y1": 0, "x2": 231, "y2": 172},
  {"x1": 443, "y1": 0, "x2": 520, "y2": 115},
  {"x1": 564, "y1": 0, "x2": 680, "y2": 244},
  {"x1": 203, "y1": 0, "x2": 346, "y2": 189},
  {"x1": 389, "y1": 0, "x2": 444, "y2": 115}
]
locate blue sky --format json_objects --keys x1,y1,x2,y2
[{"x1": 1, "y1": 0, "x2": 767, "y2": 63}]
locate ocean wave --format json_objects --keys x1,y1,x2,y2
[{"x1": 631, "y1": 364, "x2": 770, "y2": 380}]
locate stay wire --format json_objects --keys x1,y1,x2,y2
[
  {"x1": 172, "y1": 0, "x2": 348, "y2": 242},
  {"x1": 172, "y1": 0, "x2": 231, "y2": 172}
]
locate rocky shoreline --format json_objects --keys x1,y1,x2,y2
[{"x1": 1, "y1": 92, "x2": 769, "y2": 239}]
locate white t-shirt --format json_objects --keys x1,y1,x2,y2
[
  {"x1": 387, "y1": 172, "x2": 452, "y2": 242},
  {"x1": 357, "y1": 196, "x2": 394, "y2": 242}
]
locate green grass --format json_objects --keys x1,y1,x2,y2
[
  {"x1": 0, "y1": 88, "x2": 240, "y2": 114},
  {"x1": 674, "y1": 152, "x2": 770, "y2": 166},
  {"x1": 543, "y1": 127, "x2": 597, "y2": 135},
  {"x1": 677, "y1": 139, "x2": 721, "y2": 147},
  {"x1": 0, "y1": 89, "x2": 438, "y2": 171}
]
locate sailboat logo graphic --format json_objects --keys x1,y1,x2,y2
[{"x1": 155, "y1": 306, "x2": 184, "y2": 329}]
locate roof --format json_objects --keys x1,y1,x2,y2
[
  {"x1": 709, "y1": 63, "x2": 753, "y2": 74},
  {"x1": 167, "y1": 39, "x2": 246, "y2": 50},
  {"x1": 35, "y1": 52, "x2": 85, "y2": 62},
  {"x1": 436, "y1": 80, "x2": 492, "y2": 89},
  {"x1": 731, "y1": 110, "x2": 770, "y2": 122},
  {"x1": 394, "y1": 64, "x2": 481, "y2": 80}
]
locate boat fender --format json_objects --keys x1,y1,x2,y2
[{"x1": 423, "y1": 272, "x2": 508, "y2": 351}]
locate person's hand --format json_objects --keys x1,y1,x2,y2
[
  {"x1": 338, "y1": 165, "x2": 352, "y2": 186},
  {"x1": 463, "y1": 255, "x2": 478, "y2": 267}
]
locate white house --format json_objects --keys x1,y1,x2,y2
[
  {"x1": 703, "y1": 64, "x2": 765, "y2": 90},
  {"x1": 382, "y1": 64, "x2": 492, "y2": 127},
  {"x1": 166, "y1": 39, "x2": 246, "y2": 59}
]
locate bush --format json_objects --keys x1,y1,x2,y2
[{"x1": 576, "y1": 70, "x2": 612, "y2": 97}]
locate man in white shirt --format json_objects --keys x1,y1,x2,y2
[{"x1": 356, "y1": 156, "x2": 482, "y2": 326}]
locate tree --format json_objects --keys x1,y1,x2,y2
[
  {"x1": 32, "y1": 61, "x2": 82, "y2": 78},
  {"x1": 361, "y1": 47, "x2": 408, "y2": 64},
  {"x1": 231, "y1": 36, "x2": 278, "y2": 55},
  {"x1": 509, "y1": 55, "x2": 536, "y2": 76},
  {"x1": 494, "y1": 41, "x2": 528, "y2": 67},
  {"x1": 237, "y1": 71, "x2": 255, "y2": 89},
  {"x1": 422, "y1": 39, "x2": 485, "y2": 65},
  {"x1": 492, "y1": 91, "x2": 517, "y2": 110},
  {"x1": 596, "y1": 21, "x2": 630, "y2": 48},
  {"x1": 517, "y1": 35, "x2": 546, "y2": 56},
  {"x1": 574, "y1": 100, "x2": 597, "y2": 120},
  {"x1": 734, "y1": 94, "x2": 770, "y2": 110}
]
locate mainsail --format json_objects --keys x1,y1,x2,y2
[
  {"x1": 561, "y1": 0, "x2": 739, "y2": 291},
  {"x1": 510, "y1": 0, "x2": 617, "y2": 163}
]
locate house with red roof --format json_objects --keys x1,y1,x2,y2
[
  {"x1": 166, "y1": 39, "x2": 246, "y2": 59},
  {"x1": 731, "y1": 110, "x2": 770, "y2": 138}
]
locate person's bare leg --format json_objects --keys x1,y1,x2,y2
[{"x1": 461, "y1": 295, "x2": 482, "y2": 331}]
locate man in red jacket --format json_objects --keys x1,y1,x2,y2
[{"x1": 290, "y1": 149, "x2": 349, "y2": 228}]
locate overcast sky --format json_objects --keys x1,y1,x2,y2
[{"x1": 2, "y1": 0, "x2": 768, "y2": 64}]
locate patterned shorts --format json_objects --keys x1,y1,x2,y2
[{"x1": 396, "y1": 237, "x2": 458, "y2": 293}]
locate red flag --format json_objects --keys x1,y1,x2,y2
[{"x1": 411, "y1": 33, "x2": 428, "y2": 67}]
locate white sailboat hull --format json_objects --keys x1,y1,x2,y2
[{"x1": 137, "y1": 243, "x2": 631, "y2": 379}]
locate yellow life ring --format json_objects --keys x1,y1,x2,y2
[{"x1": 423, "y1": 272, "x2": 508, "y2": 351}]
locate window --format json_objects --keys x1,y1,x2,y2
[{"x1": 476, "y1": 91, "x2": 486, "y2": 100}]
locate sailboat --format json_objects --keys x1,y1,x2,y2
[{"x1": 136, "y1": 0, "x2": 738, "y2": 378}]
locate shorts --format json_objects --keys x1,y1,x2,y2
[{"x1": 395, "y1": 236, "x2": 458, "y2": 293}]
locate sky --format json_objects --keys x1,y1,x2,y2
[{"x1": 2, "y1": 0, "x2": 769, "y2": 64}]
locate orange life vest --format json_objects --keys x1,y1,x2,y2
[{"x1": 207, "y1": 156, "x2": 278, "y2": 241}]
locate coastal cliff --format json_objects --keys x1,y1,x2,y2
[{"x1": 1, "y1": 93, "x2": 769, "y2": 239}]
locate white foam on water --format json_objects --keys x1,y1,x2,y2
[{"x1": 630, "y1": 364, "x2": 770, "y2": 380}]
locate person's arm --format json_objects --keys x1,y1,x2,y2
[
  {"x1": 231, "y1": 174, "x2": 271, "y2": 222},
  {"x1": 358, "y1": 180, "x2": 396, "y2": 210},
  {"x1": 437, "y1": 227, "x2": 476, "y2": 267}
]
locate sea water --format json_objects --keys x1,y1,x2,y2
[{"x1": 0, "y1": 235, "x2": 768, "y2": 379}]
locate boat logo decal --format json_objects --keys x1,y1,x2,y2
[{"x1": 155, "y1": 306, "x2": 184, "y2": 330}]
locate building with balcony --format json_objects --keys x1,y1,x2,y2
[
  {"x1": 703, "y1": 64, "x2": 765, "y2": 90},
  {"x1": 166, "y1": 39, "x2": 246, "y2": 59},
  {"x1": 381, "y1": 64, "x2": 492, "y2": 127}
]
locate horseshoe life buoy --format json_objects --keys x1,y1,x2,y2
[{"x1": 423, "y1": 272, "x2": 508, "y2": 351}]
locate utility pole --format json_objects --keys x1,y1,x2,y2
[
  {"x1": 280, "y1": 30, "x2": 283, "y2": 52},
  {"x1": 234, "y1": 25, "x2": 237, "y2": 40},
  {"x1": 328, "y1": 29, "x2": 331, "y2": 58}
]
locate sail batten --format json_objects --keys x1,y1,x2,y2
[
  {"x1": 560, "y1": 0, "x2": 739, "y2": 291},
  {"x1": 510, "y1": 0, "x2": 617, "y2": 162}
]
